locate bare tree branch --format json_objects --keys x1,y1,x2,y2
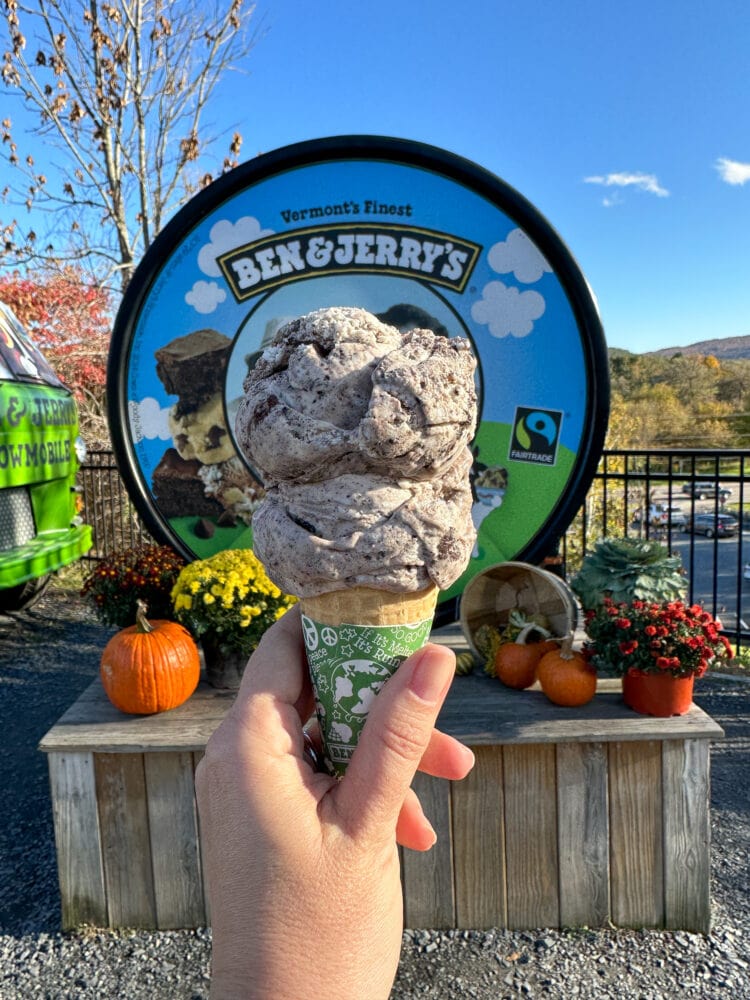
[{"x1": 0, "y1": 0, "x2": 257, "y2": 294}]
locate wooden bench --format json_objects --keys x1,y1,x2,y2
[{"x1": 40, "y1": 628, "x2": 724, "y2": 933}]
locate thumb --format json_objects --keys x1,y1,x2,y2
[{"x1": 333, "y1": 643, "x2": 456, "y2": 842}]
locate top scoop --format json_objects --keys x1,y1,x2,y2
[{"x1": 234, "y1": 306, "x2": 478, "y2": 597}]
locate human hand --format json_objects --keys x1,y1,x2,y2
[{"x1": 195, "y1": 605, "x2": 474, "y2": 1000}]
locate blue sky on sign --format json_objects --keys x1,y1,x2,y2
[{"x1": 218, "y1": 0, "x2": 749, "y2": 355}]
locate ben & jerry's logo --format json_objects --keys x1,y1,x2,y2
[
  {"x1": 218, "y1": 223, "x2": 481, "y2": 301},
  {"x1": 510, "y1": 407, "x2": 563, "y2": 465}
]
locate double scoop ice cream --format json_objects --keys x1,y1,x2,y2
[{"x1": 234, "y1": 306, "x2": 478, "y2": 773}]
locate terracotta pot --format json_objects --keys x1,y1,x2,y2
[
  {"x1": 201, "y1": 639, "x2": 250, "y2": 690},
  {"x1": 622, "y1": 670, "x2": 694, "y2": 717}
]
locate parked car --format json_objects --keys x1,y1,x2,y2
[
  {"x1": 648, "y1": 503, "x2": 687, "y2": 528},
  {"x1": 0, "y1": 302, "x2": 92, "y2": 611},
  {"x1": 681, "y1": 512, "x2": 739, "y2": 538},
  {"x1": 681, "y1": 481, "x2": 732, "y2": 500}
]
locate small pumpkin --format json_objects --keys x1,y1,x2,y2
[
  {"x1": 494, "y1": 624, "x2": 552, "y2": 690},
  {"x1": 100, "y1": 599, "x2": 200, "y2": 715},
  {"x1": 537, "y1": 634, "x2": 596, "y2": 707}
]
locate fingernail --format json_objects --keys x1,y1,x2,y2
[{"x1": 409, "y1": 646, "x2": 453, "y2": 703}]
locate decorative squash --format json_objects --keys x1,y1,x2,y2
[
  {"x1": 537, "y1": 635, "x2": 596, "y2": 707},
  {"x1": 455, "y1": 650, "x2": 477, "y2": 676},
  {"x1": 100, "y1": 599, "x2": 200, "y2": 714},
  {"x1": 494, "y1": 624, "x2": 555, "y2": 690}
]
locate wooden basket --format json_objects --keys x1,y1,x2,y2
[{"x1": 459, "y1": 561, "x2": 579, "y2": 658}]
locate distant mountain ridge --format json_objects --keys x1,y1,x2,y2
[{"x1": 647, "y1": 334, "x2": 750, "y2": 360}]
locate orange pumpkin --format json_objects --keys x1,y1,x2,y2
[
  {"x1": 537, "y1": 635, "x2": 596, "y2": 707},
  {"x1": 494, "y1": 626, "x2": 557, "y2": 690},
  {"x1": 100, "y1": 599, "x2": 200, "y2": 714}
]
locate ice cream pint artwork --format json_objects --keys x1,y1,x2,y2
[
  {"x1": 232, "y1": 305, "x2": 478, "y2": 771},
  {"x1": 107, "y1": 136, "x2": 609, "y2": 764}
]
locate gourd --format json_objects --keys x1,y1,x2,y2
[
  {"x1": 454, "y1": 650, "x2": 477, "y2": 675},
  {"x1": 100, "y1": 599, "x2": 200, "y2": 714},
  {"x1": 537, "y1": 634, "x2": 596, "y2": 707}
]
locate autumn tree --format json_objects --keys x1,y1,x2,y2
[
  {"x1": 0, "y1": 266, "x2": 111, "y2": 444},
  {"x1": 0, "y1": 0, "x2": 253, "y2": 292}
]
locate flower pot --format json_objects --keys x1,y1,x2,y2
[
  {"x1": 622, "y1": 671, "x2": 694, "y2": 717},
  {"x1": 201, "y1": 640, "x2": 250, "y2": 690}
]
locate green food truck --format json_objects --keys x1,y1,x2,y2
[{"x1": 0, "y1": 301, "x2": 92, "y2": 611}]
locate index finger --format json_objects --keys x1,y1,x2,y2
[{"x1": 228, "y1": 604, "x2": 314, "y2": 734}]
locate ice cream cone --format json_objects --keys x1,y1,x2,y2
[
  {"x1": 300, "y1": 583, "x2": 439, "y2": 627},
  {"x1": 299, "y1": 584, "x2": 438, "y2": 775}
]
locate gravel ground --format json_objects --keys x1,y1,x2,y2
[{"x1": 1, "y1": 581, "x2": 749, "y2": 1000}]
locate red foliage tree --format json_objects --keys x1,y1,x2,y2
[{"x1": 0, "y1": 267, "x2": 112, "y2": 446}]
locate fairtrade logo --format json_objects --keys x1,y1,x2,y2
[{"x1": 509, "y1": 407, "x2": 562, "y2": 465}]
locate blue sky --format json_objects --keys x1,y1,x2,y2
[{"x1": 207, "y1": 0, "x2": 750, "y2": 355}]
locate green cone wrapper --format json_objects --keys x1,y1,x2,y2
[{"x1": 300, "y1": 585, "x2": 438, "y2": 776}]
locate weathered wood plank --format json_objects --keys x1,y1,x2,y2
[
  {"x1": 47, "y1": 752, "x2": 107, "y2": 929},
  {"x1": 609, "y1": 740, "x2": 664, "y2": 927},
  {"x1": 95, "y1": 753, "x2": 156, "y2": 928},
  {"x1": 193, "y1": 750, "x2": 210, "y2": 926},
  {"x1": 662, "y1": 739, "x2": 711, "y2": 933},
  {"x1": 452, "y1": 746, "x2": 507, "y2": 929},
  {"x1": 40, "y1": 681, "x2": 237, "y2": 753},
  {"x1": 145, "y1": 752, "x2": 205, "y2": 929},
  {"x1": 556, "y1": 742, "x2": 610, "y2": 927},
  {"x1": 401, "y1": 772, "x2": 454, "y2": 929},
  {"x1": 503, "y1": 744, "x2": 559, "y2": 928},
  {"x1": 39, "y1": 669, "x2": 724, "y2": 754}
]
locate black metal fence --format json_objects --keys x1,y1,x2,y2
[
  {"x1": 79, "y1": 448, "x2": 749, "y2": 649},
  {"x1": 78, "y1": 450, "x2": 152, "y2": 560}
]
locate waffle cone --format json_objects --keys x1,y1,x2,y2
[
  {"x1": 300, "y1": 584, "x2": 439, "y2": 627},
  {"x1": 300, "y1": 583, "x2": 439, "y2": 776}
]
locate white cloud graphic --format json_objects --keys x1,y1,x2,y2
[
  {"x1": 128, "y1": 397, "x2": 172, "y2": 443},
  {"x1": 185, "y1": 280, "x2": 227, "y2": 315},
  {"x1": 715, "y1": 157, "x2": 750, "y2": 186},
  {"x1": 488, "y1": 228, "x2": 551, "y2": 283},
  {"x1": 471, "y1": 281, "x2": 545, "y2": 338},
  {"x1": 198, "y1": 216, "x2": 274, "y2": 276},
  {"x1": 584, "y1": 171, "x2": 669, "y2": 201}
]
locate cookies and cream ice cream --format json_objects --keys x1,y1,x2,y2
[
  {"x1": 234, "y1": 305, "x2": 478, "y2": 775},
  {"x1": 234, "y1": 306, "x2": 477, "y2": 597}
]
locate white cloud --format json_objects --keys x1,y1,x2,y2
[
  {"x1": 185, "y1": 280, "x2": 227, "y2": 315},
  {"x1": 584, "y1": 171, "x2": 670, "y2": 200},
  {"x1": 128, "y1": 397, "x2": 172, "y2": 443},
  {"x1": 198, "y1": 216, "x2": 274, "y2": 276},
  {"x1": 471, "y1": 281, "x2": 545, "y2": 338},
  {"x1": 715, "y1": 157, "x2": 750, "y2": 186},
  {"x1": 487, "y1": 228, "x2": 552, "y2": 284}
]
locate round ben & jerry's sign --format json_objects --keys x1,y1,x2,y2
[{"x1": 108, "y1": 136, "x2": 609, "y2": 619}]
